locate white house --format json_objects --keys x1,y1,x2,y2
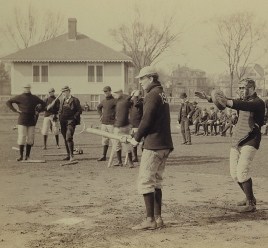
[{"x1": 1, "y1": 18, "x2": 133, "y2": 109}]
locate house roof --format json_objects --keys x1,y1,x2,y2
[{"x1": 1, "y1": 33, "x2": 132, "y2": 63}]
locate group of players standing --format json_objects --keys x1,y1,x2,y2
[
  {"x1": 6, "y1": 67, "x2": 267, "y2": 230},
  {"x1": 7, "y1": 84, "x2": 82, "y2": 162},
  {"x1": 96, "y1": 86, "x2": 143, "y2": 168}
]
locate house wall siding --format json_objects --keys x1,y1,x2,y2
[{"x1": 12, "y1": 62, "x2": 125, "y2": 95}]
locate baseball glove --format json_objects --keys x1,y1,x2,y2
[{"x1": 211, "y1": 89, "x2": 227, "y2": 110}]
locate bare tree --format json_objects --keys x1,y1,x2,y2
[
  {"x1": 215, "y1": 12, "x2": 267, "y2": 97},
  {"x1": 110, "y1": 8, "x2": 181, "y2": 72},
  {"x1": 2, "y1": 2, "x2": 65, "y2": 50}
]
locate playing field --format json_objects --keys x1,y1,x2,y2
[{"x1": 0, "y1": 113, "x2": 267, "y2": 248}]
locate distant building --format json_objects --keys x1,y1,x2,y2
[
  {"x1": 171, "y1": 65, "x2": 207, "y2": 98},
  {"x1": 1, "y1": 18, "x2": 132, "y2": 109},
  {"x1": 216, "y1": 64, "x2": 267, "y2": 98}
]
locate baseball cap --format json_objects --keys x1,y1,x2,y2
[
  {"x1": 61, "y1": 86, "x2": 71, "y2": 92},
  {"x1": 135, "y1": 66, "x2": 158, "y2": 79},
  {"x1": 239, "y1": 78, "x2": 256, "y2": 88},
  {"x1": 103, "y1": 86, "x2": 111, "y2": 92},
  {"x1": 48, "y1": 88, "x2": 55, "y2": 93},
  {"x1": 23, "y1": 83, "x2": 31, "y2": 88}
]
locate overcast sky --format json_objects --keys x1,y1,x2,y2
[{"x1": 1, "y1": 0, "x2": 268, "y2": 75}]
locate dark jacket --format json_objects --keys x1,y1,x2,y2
[
  {"x1": 97, "y1": 95, "x2": 117, "y2": 125},
  {"x1": 44, "y1": 95, "x2": 60, "y2": 117},
  {"x1": 114, "y1": 94, "x2": 131, "y2": 128},
  {"x1": 199, "y1": 112, "x2": 209, "y2": 123},
  {"x1": 178, "y1": 101, "x2": 194, "y2": 123},
  {"x1": 134, "y1": 81, "x2": 173, "y2": 150},
  {"x1": 129, "y1": 96, "x2": 143, "y2": 128},
  {"x1": 189, "y1": 107, "x2": 201, "y2": 122},
  {"x1": 59, "y1": 96, "x2": 82, "y2": 125},
  {"x1": 6, "y1": 93, "x2": 46, "y2": 126},
  {"x1": 207, "y1": 111, "x2": 217, "y2": 122},
  {"x1": 231, "y1": 92, "x2": 265, "y2": 149}
]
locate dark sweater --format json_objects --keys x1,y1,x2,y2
[
  {"x1": 134, "y1": 81, "x2": 173, "y2": 150},
  {"x1": 114, "y1": 94, "x2": 131, "y2": 128},
  {"x1": 44, "y1": 95, "x2": 60, "y2": 117},
  {"x1": 6, "y1": 93, "x2": 45, "y2": 126},
  {"x1": 231, "y1": 93, "x2": 265, "y2": 149},
  {"x1": 97, "y1": 95, "x2": 117, "y2": 125},
  {"x1": 178, "y1": 101, "x2": 193, "y2": 123},
  {"x1": 59, "y1": 96, "x2": 82, "y2": 125},
  {"x1": 129, "y1": 97, "x2": 143, "y2": 128}
]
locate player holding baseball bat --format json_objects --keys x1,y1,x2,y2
[
  {"x1": 46, "y1": 90, "x2": 63, "y2": 111},
  {"x1": 195, "y1": 78, "x2": 265, "y2": 213},
  {"x1": 41, "y1": 88, "x2": 62, "y2": 150}
]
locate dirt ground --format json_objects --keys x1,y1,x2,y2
[{"x1": 0, "y1": 113, "x2": 268, "y2": 248}]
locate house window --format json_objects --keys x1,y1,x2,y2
[
  {"x1": 89, "y1": 94, "x2": 100, "y2": 110},
  {"x1": 88, "y1": 64, "x2": 103, "y2": 82},
  {"x1": 33, "y1": 65, "x2": 48, "y2": 82}
]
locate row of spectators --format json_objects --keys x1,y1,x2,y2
[{"x1": 189, "y1": 102, "x2": 238, "y2": 136}]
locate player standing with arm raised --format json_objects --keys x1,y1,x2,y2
[{"x1": 195, "y1": 78, "x2": 265, "y2": 213}]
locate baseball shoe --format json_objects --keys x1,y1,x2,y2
[
  {"x1": 186, "y1": 142, "x2": 192, "y2": 145},
  {"x1": 181, "y1": 141, "x2": 187, "y2": 145},
  {"x1": 63, "y1": 156, "x2": 70, "y2": 161},
  {"x1": 42, "y1": 146, "x2": 47, "y2": 150},
  {"x1": 57, "y1": 145, "x2": 60, "y2": 149},
  {"x1": 133, "y1": 157, "x2": 139, "y2": 162},
  {"x1": 17, "y1": 156, "x2": 23, "y2": 161},
  {"x1": 132, "y1": 218, "x2": 157, "y2": 230},
  {"x1": 97, "y1": 156, "x2": 106, "y2": 161},
  {"x1": 237, "y1": 197, "x2": 256, "y2": 206},
  {"x1": 155, "y1": 216, "x2": 164, "y2": 228},
  {"x1": 113, "y1": 162, "x2": 123, "y2": 167},
  {"x1": 238, "y1": 200, "x2": 256, "y2": 213},
  {"x1": 69, "y1": 156, "x2": 76, "y2": 162},
  {"x1": 129, "y1": 164, "x2": 135, "y2": 169}
]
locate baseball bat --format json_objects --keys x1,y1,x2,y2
[
  {"x1": 86, "y1": 128, "x2": 132, "y2": 143},
  {"x1": 47, "y1": 91, "x2": 63, "y2": 111}
]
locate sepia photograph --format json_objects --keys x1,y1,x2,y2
[{"x1": 0, "y1": 0, "x2": 268, "y2": 247}]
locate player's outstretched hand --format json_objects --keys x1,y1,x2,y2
[{"x1": 195, "y1": 91, "x2": 208, "y2": 100}]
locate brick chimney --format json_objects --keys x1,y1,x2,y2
[{"x1": 68, "y1": 18, "x2": 77, "y2": 40}]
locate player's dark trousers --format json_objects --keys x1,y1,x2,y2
[
  {"x1": 180, "y1": 117, "x2": 191, "y2": 143},
  {"x1": 60, "y1": 121, "x2": 76, "y2": 157}
]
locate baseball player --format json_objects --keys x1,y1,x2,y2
[
  {"x1": 178, "y1": 93, "x2": 194, "y2": 144},
  {"x1": 112, "y1": 89, "x2": 134, "y2": 168},
  {"x1": 196, "y1": 78, "x2": 265, "y2": 212},
  {"x1": 130, "y1": 66, "x2": 173, "y2": 230},
  {"x1": 6, "y1": 83, "x2": 46, "y2": 161},
  {"x1": 58, "y1": 86, "x2": 82, "y2": 162},
  {"x1": 129, "y1": 89, "x2": 143, "y2": 162},
  {"x1": 41, "y1": 88, "x2": 60, "y2": 150},
  {"x1": 96, "y1": 86, "x2": 117, "y2": 161}
]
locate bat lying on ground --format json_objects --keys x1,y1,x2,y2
[
  {"x1": 21, "y1": 160, "x2": 46, "y2": 163},
  {"x1": 60, "y1": 160, "x2": 78, "y2": 166}
]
